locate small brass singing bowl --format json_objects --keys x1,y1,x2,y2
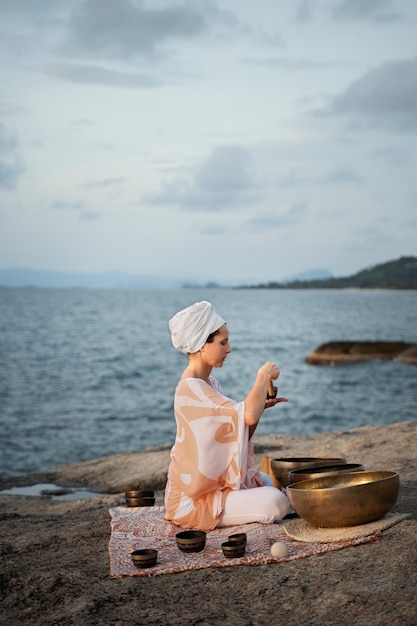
[
  {"x1": 288, "y1": 463, "x2": 365, "y2": 485},
  {"x1": 125, "y1": 490, "x2": 154, "y2": 498},
  {"x1": 125, "y1": 496, "x2": 155, "y2": 507},
  {"x1": 175, "y1": 530, "x2": 206, "y2": 553},
  {"x1": 228, "y1": 532, "x2": 247, "y2": 546},
  {"x1": 131, "y1": 548, "x2": 157, "y2": 569},
  {"x1": 270, "y1": 457, "x2": 346, "y2": 489},
  {"x1": 267, "y1": 385, "x2": 278, "y2": 399},
  {"x1": 222, "y1": 540, "x2": 246, "y2": 558},
  {"x1": 286, "y1": 470, "x2": 400, "y2": 528}
]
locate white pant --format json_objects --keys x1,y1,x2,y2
[{"x1": 217, "y1": 472, "x2": 290, "y2": 527}]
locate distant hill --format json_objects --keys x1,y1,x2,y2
[
  {"x1": 0, "y1": 268, "x2": 182, "y2": 290},
  {"x1": 1, "y1": 257, "x2": 416, "y2": 290},
  {"x1": 241, "y1": 256, "x2": 417, "y2": 290}
]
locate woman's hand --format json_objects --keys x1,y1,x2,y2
[
  {"x1": 258, "y1": 361, "x2": 280, "y2": 381},
  {"x1": 264, "y1": 396, "x2": 288, "y2": 409}
]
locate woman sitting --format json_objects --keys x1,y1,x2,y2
[{"x1": 164, "y1": 300, "x2": 290, "y2": 531}]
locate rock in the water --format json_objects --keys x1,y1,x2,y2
[{"x1": 306, "y1": 341, "x2": 417, "y2": 365}]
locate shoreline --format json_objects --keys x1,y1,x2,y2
[
  {"x1": 1, "y1": 419, "x2": 415, "y2": 493},
  {"x1": 1, "y1": 420, "x2": 416, "y2": 625}
]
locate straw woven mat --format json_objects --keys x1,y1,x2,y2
[
  {"x1": 108, "y1": 505, "x2": 393, "y2": 578},
  {"x1": 283, "y1": 513, "x2": 411, "y2": 543}
]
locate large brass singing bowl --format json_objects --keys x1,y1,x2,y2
[
  {"x1": 270, "y1": 457, "x2": 346, "y2": 489},
  {"x1": 286, "y1": 470, "x2": 400, "y2": 528}
]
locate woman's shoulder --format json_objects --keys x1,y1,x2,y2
[
  {"x1": 208, "y1": 375, "x2": 222, "y2": 390},
  {"x1": 176, "y1": 376, "x2": 222, "y2": 393},
  {"x1": 175, "y1": 377, "x2": 241, "y2": 411},
  {"x1": 178, "y1": 375, "x2": 219, "y2": 385}
]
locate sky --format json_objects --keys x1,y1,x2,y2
[{"x1": 0, "y1": 0, "x2": 416, "y2": 284}]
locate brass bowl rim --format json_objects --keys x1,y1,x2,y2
[
  {"x1": 131, "y1": 548, "x2": 157, "y2": 559},
  {"x1": 221, "y1": 541, "x2": 246, "y2": 556},
  {"x1": 289, "y1": 463, "x2": 364, "y2": 477},
  {"x1": 222, "y1": 540, "x2": 245, "y2": 549},
  {"x1": 175, "y1": 530, "x2": 206, "y2": 541},
  {"x1": 175, "y1": 530, "x2": 207, "y2": 551},
  {"x1": 271, "y1": 457, "x2": 346, "y2": 464},
  {"x1": 287, "y1": 470, "x2": 399, "y2": 492},
  {"x1": 125, "y1": 497, "x2": 155, "y2": 506},
  {"x1": 176, "y1": 531, "x2": 206, "y2": 553},
  {"x1": 228, "y1": 532, "x2": 247, "y2": 543},
  {"x1": 126, "y1": 496, "x2": 155, "y2": 501},
  {"x1": 131, "y1": 548, "x2": 157, "y2": 568},
  {"x1": 126, "y1": 490, "x2": 154, "y2": 497}
]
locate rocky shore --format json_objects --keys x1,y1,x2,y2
[{"x1": 1, "y1": 420, "x2": 417, "y2": 626}]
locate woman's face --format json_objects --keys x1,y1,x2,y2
[{"x1": 201, "y1": 324, "x2": 232, "y2": 368}]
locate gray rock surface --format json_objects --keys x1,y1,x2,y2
[{"x1": 1, "y1": 420, "x2": 416, "y2": 625}]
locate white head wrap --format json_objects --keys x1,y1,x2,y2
[{"x1": 169, "y1": 300, "x2": 226, "y2": 354}]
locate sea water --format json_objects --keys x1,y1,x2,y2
[{"x1": 0, "y1": 288, "x2": 416, "y2": 477}]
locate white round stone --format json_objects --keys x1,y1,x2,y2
[{"x1": 270, "y1": 541, "x2": 289, "y2": 558}]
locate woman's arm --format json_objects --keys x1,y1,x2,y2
[{"x1": 247, "y1": 395, "x2": 288, "y2": 439}]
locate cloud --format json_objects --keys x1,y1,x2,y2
[
  {"x1": 80, "y1": 209, "x2": 101, "y2": 220},
  {"x1": 332, "y1": 0, "x2": 400, "y2": 22},
  {"x1": 0, "y1": 0, "x2": 70, "y2": 64},
  {"x1": 69, "y1": 118, "x2": 96, "y2": 131},
  {"x1": 244, "y1": 202, "x2": 308, "y2": 233},
  {"x1": 317, "y1": 168, "x2": 364, "y2": 186},
  {"x1": 294, "y1": 0, "x2": 400, "y2": 25},
  {"x1": 52, "y1": 200, "x2": 85, "y2": 211},
  {"x1": 52, "y1": 199, "x2": 101, "y2": 220},
  {"x1": 278, "y1": 166, "x2": 364, "y2": 188},
  {"x1": 45, "y1": 62, "x2": 163, "y2": 88},
  {"x1": 62, "y1": 0, "x2": 236, "y2": 61},
  {"x1": 0, "y1": 124, "x2": 24, "y2": 189},
  {"x1": 0, "y1": 100, "x2": 24, "y2": 116},
  {"x1": 0, "y1": 0, "x2": 68, "y2": 20},
  {"x1": 243, "y1": 56, "x2": 333, "y2": 71},
  {"x1": 79, "y1": 177, "x2": 126, "y2": 189},
  {"x1": 323, "y1": 57, "x2": 417, "y2": 132},
  {"x1": 279, "y1": 170, "x2": 309, "y2": 188},
  {"x1": 370, "y1": 145, "x2": 410, "y2": 165},
  {"x1": 146, "y1": 145, "x2": 261, "y2": 211},
  {"x1": 295, "y1": 1, "x2": 313, "y2": 23}
]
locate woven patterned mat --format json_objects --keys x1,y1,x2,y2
[
  {"x1": 108, "y1": 506, "x2": 380, "y2": 578},
  {"x1": 284, "y1": 513, "x2": 411, "y2": 543}
]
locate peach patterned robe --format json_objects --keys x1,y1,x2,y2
[{"x1": 164, "y1": 376, "x2": 263, "y2": 531}]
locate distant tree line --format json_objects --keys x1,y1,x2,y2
[{"x1": 238, "y1": 256, "x2": 417, "y2": 290}]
